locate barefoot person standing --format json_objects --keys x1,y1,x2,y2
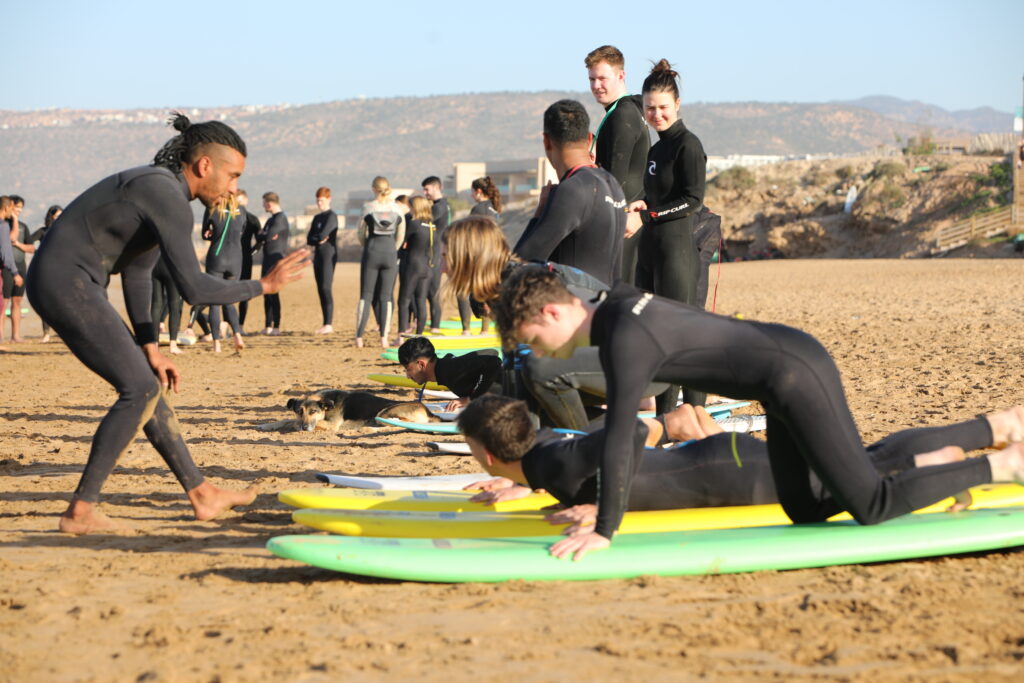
[{"x1": 26, "y1": 113, "x2": 309, "y2": 533}]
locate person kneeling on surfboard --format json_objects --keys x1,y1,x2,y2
[
  {"x1": 456, "y1": 395, "x2": 987, "y2": 536},
  {"x1": 398, "y1": 336, "x2": 502, "y2": 412},
  {"x1": 490, "y1": 267, "x2": 1024, "y2": 560}
]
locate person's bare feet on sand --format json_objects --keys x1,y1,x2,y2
[
  {"x1": 187, "y1": 482, "x2": 260, "y2": 521},
  {"x1": 40, "y1": 334, "x2": 51, "y2": 343},
  {"x1": 233, "y1": 333, "x2": 245, "y2": 351},
  {"x1": 59, "y1": 499, "x2": 126, "y2": 534},
  {"x1": 986, "y1": 405, "x2": 1024, "y2": 448},
  {"x1": 12, "y1": 335, "x2": 25, "y2": 343},
  {"x1": 168, "y1": 340, "x2": 182, "y2": 355},
  {"x1": 355, "y1": 337, "x2": 364, "y2": 348},
  {"x1": 213, "y1": 339, "x2": 222, "y2": 353},
  {"x1": 314, "y1": 324, "x2": 333, "y2": 335}
]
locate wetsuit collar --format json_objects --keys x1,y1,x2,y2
[
  {"x1": 561, "y1": 163, "x2": 597, "y2": 182},
  {"x1": 657, "y1": 119, "x2": 686, "y2": 141},
  {"x1": 173, "y1": 171, "x2": 194, "y2": 201}
]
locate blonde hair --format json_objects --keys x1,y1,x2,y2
[
  {"x1": 443, "y1": 217, "x2": 518, "y2": 304},
  {"x1": 214, "y1": 193, "x2": 240, "y2": 218},
  {"x1": 371, "y1": 176, "x2": 391, "y2": 200},
  {"x1": 410, "y1": 195, "x2": 434, "y2": 222}
]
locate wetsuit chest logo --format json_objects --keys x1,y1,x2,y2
[
  {"x1": 631, "y1": 292, "x2": 653, "y2": 315},
  {"x1": 648, "y1": 161, "x2": 657, "y2": 176}
]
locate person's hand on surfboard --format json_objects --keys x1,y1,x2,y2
[
  {"x1": 549, "y1": 530, "x2": 610, "y2": 561},
  {"x1": 469, "y1": 484, "x2": 533, "y2": 505},
  {"x1": 545, "y1": 504, "x2": 597, "y2": 532}
]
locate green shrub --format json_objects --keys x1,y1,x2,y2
[
  {"x1": 873, "y1": 161, "x2": 905, "y2": 179},
  {"x1": 802, "y1": 166, "x2": 833, "y2": 186},
  {"x1": 877, "y1": 181, "x2": 905, "y2": 208},
  {"x1": 835, "y1": 165, "x2": 855, "y2": 181},
  {"x1": 711, "y1": 166, "x2": 756, "y2": 192}
]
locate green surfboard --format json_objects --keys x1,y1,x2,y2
[
  {"x1": 266, "y1": 507, "x2": 1024, "y2": 582},
  {"x1": 381, "y1": 346, "x2": 501, "y2": 362}
]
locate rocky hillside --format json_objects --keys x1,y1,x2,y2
[
  {"x1": 0, "y1": 93, "x2": 984, "y2": 221},
  {"x1": 707, "y1": 153, "x2": 1017, "y2": 258}
]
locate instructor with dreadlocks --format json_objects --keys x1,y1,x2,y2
[{"x1": 27, "y1": 113, "x2": 310, "y2": 534}]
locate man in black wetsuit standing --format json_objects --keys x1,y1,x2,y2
[
  {"x1": 585, "y1": 45, "x2": 649, "y2": 284},
  {"x1": 26, "y1": 113, "x2": 309, "y2": 534},
  {"x1": 513, "y1": 99, "x2": 626, "y2": 287},
  {"x1": 259, "y1": 192, "x2": 289, "y2": 335},
  {"x1": 421, "y1": 176, "x2": 454, "y2": 333}
]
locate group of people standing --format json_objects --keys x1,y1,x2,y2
[{"x1": 0, "y1": 195, "x2": 62, "y2": 346}]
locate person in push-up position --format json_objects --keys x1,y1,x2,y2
[{"x1": 491, "y1": 267, "x2": 1024, "y2": 560}]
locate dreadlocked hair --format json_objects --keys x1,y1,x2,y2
[{"x1": 151, "y1": 111, "x2": 247, "y2": 173}]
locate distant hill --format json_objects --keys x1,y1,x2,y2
[
  {"x1": 837, "y1": 95, "x2": 1012, "y2": 135},
  {"x1": 0, "y1": 93, "x2": 1001, "y2": 221}
]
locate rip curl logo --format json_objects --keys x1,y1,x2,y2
[
  {"x1": 648, "y1": 161, "x2": 657, "y2": 175},
  {"x1": 604, "y1": 195, "x2": 626, "y2": 209},
  {"x1": 631, "y1": 292, "x2": 653, "y2": 315}
]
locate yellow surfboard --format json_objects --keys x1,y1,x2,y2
[
  {"x1": 283, "y1": 484, "x2": 1024, "y2": 537},
  {"x1": 415, "y1": 335, "x2": 501, "y2": 350},
  {"x1": 278, "y1": 487, "x2": 558, "y2": 512},
  {"x1": 366, "y1": 374, "x2": 449, "y2": 392}
]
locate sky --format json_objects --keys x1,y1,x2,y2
[{"x1": 4, "y1": 0, "x2": 1023, "y2": 113}]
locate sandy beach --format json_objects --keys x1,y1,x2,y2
[{"x1": 2, "y1": 258, "x2": 1023, "y2": 681}]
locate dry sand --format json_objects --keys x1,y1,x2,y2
[{"x1": 2, "y1": 259, "x2": 1023, "y2": 681}]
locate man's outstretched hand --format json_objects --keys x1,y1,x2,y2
[{"x1": 261, "y1": 248, "x2": 311, "y2": 294}]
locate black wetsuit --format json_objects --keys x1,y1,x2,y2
[
  {"x1": 150, "y1": 254, "x2": 183, "y2": 342},
  {"x1": 202, "y1": 206, "x2": 246, "y2": 339},
  {"x1": 259, "y1": 211, "x2": 289, "y2": 329},
  {"x1": 523, "y1": 417, "x2": 994, "y2": 511},
  {"x1": 397, "y1": 217, "x2": 432, "y2": 334},
  {"x1": 514, "y1": 165, "x2": 626, "y2": 287},
  {"x1": 586, "y1": 282, "x2": 994, "y2": 539},
  {"x1": 692, "y1": 207, "x2": 722, "y2": 310},
  {"x1": 470, "y1": 201, "x2": 500, "y2": 220},
  {"x1": 26, "y1": 165, "x2": 263, "y2": 502},
  {"x1": 435, "y1": 350, "x2": 502, "y2": 399},
  {"x1": 637, "y1": 118, "x2": 707, "y2": 412},
  {"x1": 426, "y1": 197, "x2": 451, "y2": 329},
  {"x1": 357, "y1": 202, "x2": 404, "y2": 339},
  {"x1": 592, "y1": 94, "x2": 649, "y2": 284},
  {"x1": 0, "y1": 219, "x2": 19, "y2": 301},
  {"x1": 307, "y1": 209, "x2": 338, "y2": 326},
  {"x1": 238, "y1": 207, "x2": 263, "y2": 327},
  {"x1": 6, "y1": 221, "x2": 30, "y2": 298}
]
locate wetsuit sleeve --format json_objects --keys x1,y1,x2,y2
[
  {"x1": 0, "y1": 223, "x2": 17, "y2": 274},
  {"x1": 357, "y1": 216, "x2": 368, "y2": 245},
  {"x1": 513, "y1": 183, "x2": 584, "y2": 262},
  {"x1": 325, "y1": 211, "x2": 338, "y2": 239},
  {"x1": 121, "y1": 248, "x2": 160, "y2": 345},
  {"x1": 594, "y1": 316, "x2": 666, "y2": 539},
  {"x1": 132, "y1": 177, "x2": 262, "y2": 306},
  {"x1": 599, "y1": 110, "x2": 644, "y2": 199},
  {"x1": 306, "y1": 215, "x2": 322, "y2": 245},
  {"x1": 245, "y1": 213, "x2": 264, "y2": 254},
  {"x1": 644, "y1": 137, "x2": 706, "y2": 224},
  {"x1": 394, "y1": 213, "x2": 405, "y2": 249}
]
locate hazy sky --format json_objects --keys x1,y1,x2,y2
[{"x1": 5, "y1": 0, "x2": 1023, "y2": 112}]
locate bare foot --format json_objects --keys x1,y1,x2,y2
[
  {"x1": 430, "y1": 328, "x2": 442, "y2": 334},
  {"x1": 212, "y1": 339, "x2": 222, "y2": 353},
  {"x1": 314, "y1": 324, "x2": 333, "y2": 335},
  {"x1": 40, "y1": 334, "x2": 51, "y2": 343},
  {"x1": 58, "y1": 499, "x2": 125, "y2": 534},
  {"x1": 200, "y1": 333, "x2": 213, "y2": 342},
  {"x1": 187, "y1": 482, "x2": 260, "y2": 521},
  {"x1": 168, "y1": 341, "x2": 182, "y2": 355},
  {"x1": 12, "y1": 336, "x2": 24, "y2": 343},
  {"x1": 913, "y1": 445, "x2": 965, "y2": 468},
  {"x1": 663, "y1": 403, "x2": 724, "y2": 442},
  {"x1": 233, "y1": 333, "x2": 245, "y2": 351},
  {"x1": 380, "y1": 337, "x2": 390, "y2": 349},
  {"x1": 355, "y1": 337, "x2": 364, "y2": 348},
  {"x1": 947, "y1": 489, "x2": 973, "y2": 513},
  {"x1": 986, "y1": 406, "x2": 1024, "y2": 448},
  {"x1": 988, "y1": 442, "x2": 1024, "y2": 483}
]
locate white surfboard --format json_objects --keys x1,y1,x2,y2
[
  {"x1": 426, "y1": 441, "x2": 473, "y2": 455},
  {"x1": 717, "y1": 414, "x2": 767, "y2": 433},
  {"x1": 314, "y1": 472, "x2": 490, "y2": 491}
]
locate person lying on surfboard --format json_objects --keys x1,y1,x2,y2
[
  {"x1": 398, "y1": 336, "x2": 501, "y2": 412},
  {"x1": 456, "y1": 395, "x2": 987, "y2": 537},
  {"x1": 491, "y1": 267, "x2": 1024, "y2": 560}
]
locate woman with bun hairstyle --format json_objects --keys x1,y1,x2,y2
[
  {"x1": 628, "y1": 58, "x2": 707, "y2": 412},
  {"x1": 469, "y1": 176, "x2": 502, "y2": 221},
  {"x1": 355, "y1": 175, "x2": 405, "y2": 348}
]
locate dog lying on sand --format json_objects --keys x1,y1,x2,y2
[{"x1": 258, "y1": 389, "x2": 440, "y2": 432}]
